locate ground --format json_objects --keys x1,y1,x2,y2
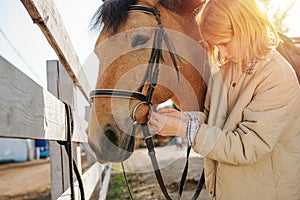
[
  {"x1": 0, "y1": 144, "x2": 208, "y2": 200},
  {"x1": 108, "y1": 144, "x2": 209, "y2": 200},
  {"x1": 0, "y1": 159, "x2": 51, "y2": 200}
]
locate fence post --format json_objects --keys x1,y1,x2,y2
[{"x1": 47, "y1": 60, "x2": 82, "y2": 200}]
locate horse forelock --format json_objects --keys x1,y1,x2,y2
[
  {"x1": 90, "y1": 0, "x2": 185, "y2": 34},
  {"x1": 90, "y1": 0, "x2": 138, "y2": 34}
]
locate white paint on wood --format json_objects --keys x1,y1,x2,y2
[
  {"x1": 72, "y1": 114, "x2": 88, "y2": 142},
  {"x1": 50, "y1": 142, "x2": 70, "y2": 200},
  {"x1": 21, "y1": 0, "x2": 91, "y2": 99},
  {"x1": 0, "y1": 56, "x2": 65, "y2": 140},
  {"x1": 44, "y1": 90, "x2": 66, "y2": 140},
  {"x1": 47, "y1": 59, "x2": 82, "y2": 200},
  {"x1": 57, "y1": 162, "x2": 107, "y2": 200},
  {"x1": 0, "y1": 56, "x2": 88, "y2": 142},
  {"x1": 99, "y1": 164, "x2": 113, "y2": 200}
]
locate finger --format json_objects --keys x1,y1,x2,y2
[
  {"x1": 148, "y1": 124, "x2": 157, "y2": 135},
  {"x1": 148, "y1": 120, "x2": 160, "y2": 132},
  {"x1": 148, "y1": 109, "x2": 159, "y2": 125},
  {"x1": 150, "y1": 114, "x2": 162, "y2": 127},
  {"x1": 159, "y1": 109, "x2": 183, "y2": 120},
  {"x1": 150, "y1": 111, "x2": 161, "y2": 121},
  {"x1": 150, "y1": 114, "x2": 167, "y2": 131},
  {"x1": 157, "y1": 107, "x2": 175, "y2": 114}
]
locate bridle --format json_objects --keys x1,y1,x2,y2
[
  {"x1": 89, "y1": 5, "x2": 180, "y2": 123},
  {"x1": 89, "y1": 5, "x2": 204, "y2": 200}
]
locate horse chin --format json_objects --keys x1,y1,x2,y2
[{"x1": 88, "y1": 129, "x2": 135, "y2": 163}]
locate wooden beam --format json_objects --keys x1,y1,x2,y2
[
  {"x1": 99, "y1": 164, "x2": 113, "y2": 200},
  {"x1": 0, "y1": 56, "x2": 88, "y2": 142},
  {"x1": 20, "y1": 0, "x2": 91, "y2": 99},
  {"x1": 47, "y1": 59, "x2": 83, "y2": 200},
  {"x1": 57, "y1": 162, "x2": 107, "y2": 200},
  {"x1": 47, "y1": 60, "x2": 88, "y2": 143},
  {"x1": 0, "y1": 55, "x2": 63, "y2": 140}
]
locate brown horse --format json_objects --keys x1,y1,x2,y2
[{"x1": 88, "y1": 0, "x2": 208, "y2": 163}]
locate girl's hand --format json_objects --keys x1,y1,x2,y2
[{"x1": 148, "y1": 107, "x2": 189, "y2": 138}]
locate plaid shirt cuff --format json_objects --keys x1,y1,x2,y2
[{"x1": 184, "y1": 112, "x2": 200, "y2": 146}]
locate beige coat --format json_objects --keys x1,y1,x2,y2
[{"x1": 192, "y1": 50, "x2": 300, "y2": 200}]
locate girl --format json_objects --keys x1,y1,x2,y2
[{"x1": 149, "y1": 0, "x2": 300, "y2": 199}]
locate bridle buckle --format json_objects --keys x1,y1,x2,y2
[{"x1": 131, "y1": 101, "x2": 153, "y2": 124}]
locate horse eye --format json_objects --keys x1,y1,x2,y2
[{"x1": 131, "y1": 34, "x2": 150, "y2": 47}]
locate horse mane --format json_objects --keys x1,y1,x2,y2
[{"x1": 90, "y1": 0, "x2": 183, "y2": 34}]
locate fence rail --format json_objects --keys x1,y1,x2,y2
[
  {"x1": 21, "y1": 0, "x2": 91, "y2": 99},
  {"x1": 58, "y1": 163, "x2": 112, "y2": 200},
  {"x1": 0, "y1": 0, "x2": 111, "y2": 199},
  {"x1": 0, "y1": 55, "x2": 111, "y2": 200},
  {"x1": 0, "y1": 56, "x2": 66, "y2": 140}
]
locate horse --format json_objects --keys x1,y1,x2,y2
[
  {"x1": 87, "y1": 0, "x2": 300, "y2": 165},
  {"x1": 88, "y1": 0, "x2": 208, "y2": 163},
  {"x1": 277, "y1": 32, "x2": 300, "y2": 82}
]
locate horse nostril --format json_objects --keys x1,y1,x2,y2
[
  {"x1": 104, "y1": 125, "x2": 119, "y2": 146},
  {"x1": 105, "y1": 130, "x2": 119, "y2": 145}
]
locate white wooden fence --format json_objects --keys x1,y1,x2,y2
[{"x1": 0, "y1": 0, "x2": 111, "y2": 199}]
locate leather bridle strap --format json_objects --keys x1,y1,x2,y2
[
  {"x1": 129, "y1": 5, "x2": 180, "y2": 97},
  {"x1": 129, "y1": 5, "x2": 160, "y2": 16},
  {"x1": 89, "y1": 89, "x2": 146, "y2": 102},
  {"x1": 89, "y1": 6, "x2": 179, "y2": 105},
  {"x1": 179, "y1": 145, "x2": 205, "y2": 200},
  {"x1": 129, "y1": 5, "x2": 175, "y2": 200},
  {"x1": 141, "y1": 124, "x2": 173, "y2": 200},
  {"x1": 57, "y1": 102, "x2": 85, "y2": 200},
  {"x1": 89, "y1": 5, "x2": 205, "y2": 200},
  {"x1": 191, "y1": 169, "x2": 205, "y2": 200},
  {"x1": 141, "y1": 126, "x2": 205, "y2": 200}
]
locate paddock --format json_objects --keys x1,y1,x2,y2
[{"x1": 0, "y1": 0, "x2": 111, "y2": 199}]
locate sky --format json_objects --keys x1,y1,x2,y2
[
  {"x1": 0, "y1": 0, "x2": 101, "y2": 117},
  {"x1": 0, "y1": 0, "x2": 101, "y2": 89},
  {"x1": 0, "y1": 0, "x2": 299, "y2": 116},
  {"x1": 266, "y1": 0, "x2": 300, "y2": 37}
]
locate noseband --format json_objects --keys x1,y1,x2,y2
[{"x1": 89, "y1": 5, "x2": 204, "y2": 200}]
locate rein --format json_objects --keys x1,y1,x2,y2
[
  {"x1": 57, "y1": 102, "x2": 85, "y2": 200},
  {"x1": 89, "y1": 5, "x2": 204, "y2": 200}
]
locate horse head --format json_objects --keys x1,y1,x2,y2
[{"x1": 88, "y1": 0, "x2": 208, "y2": 163}]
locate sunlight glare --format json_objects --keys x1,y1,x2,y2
[{"x1": 267, "y1": 0, "x2": 300, "y2": 37}]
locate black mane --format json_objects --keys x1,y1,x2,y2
[
  {"x1": 90, "y1": 0, "x2": 181, "y2": 34},
  {"x1": 90, "y1": 0, "x2": 138, "y2": 34}
]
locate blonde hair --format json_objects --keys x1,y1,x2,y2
[{"x1": 196, "y1": 0, "x2": 279, "y2": 72}]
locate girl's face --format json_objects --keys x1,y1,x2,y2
[
  {"x1": 206, "y1": 35, "x2": 246, "y2": 65},
  {"x1": 215, "y1": 37, "x2": 236, "y2": 63}
]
